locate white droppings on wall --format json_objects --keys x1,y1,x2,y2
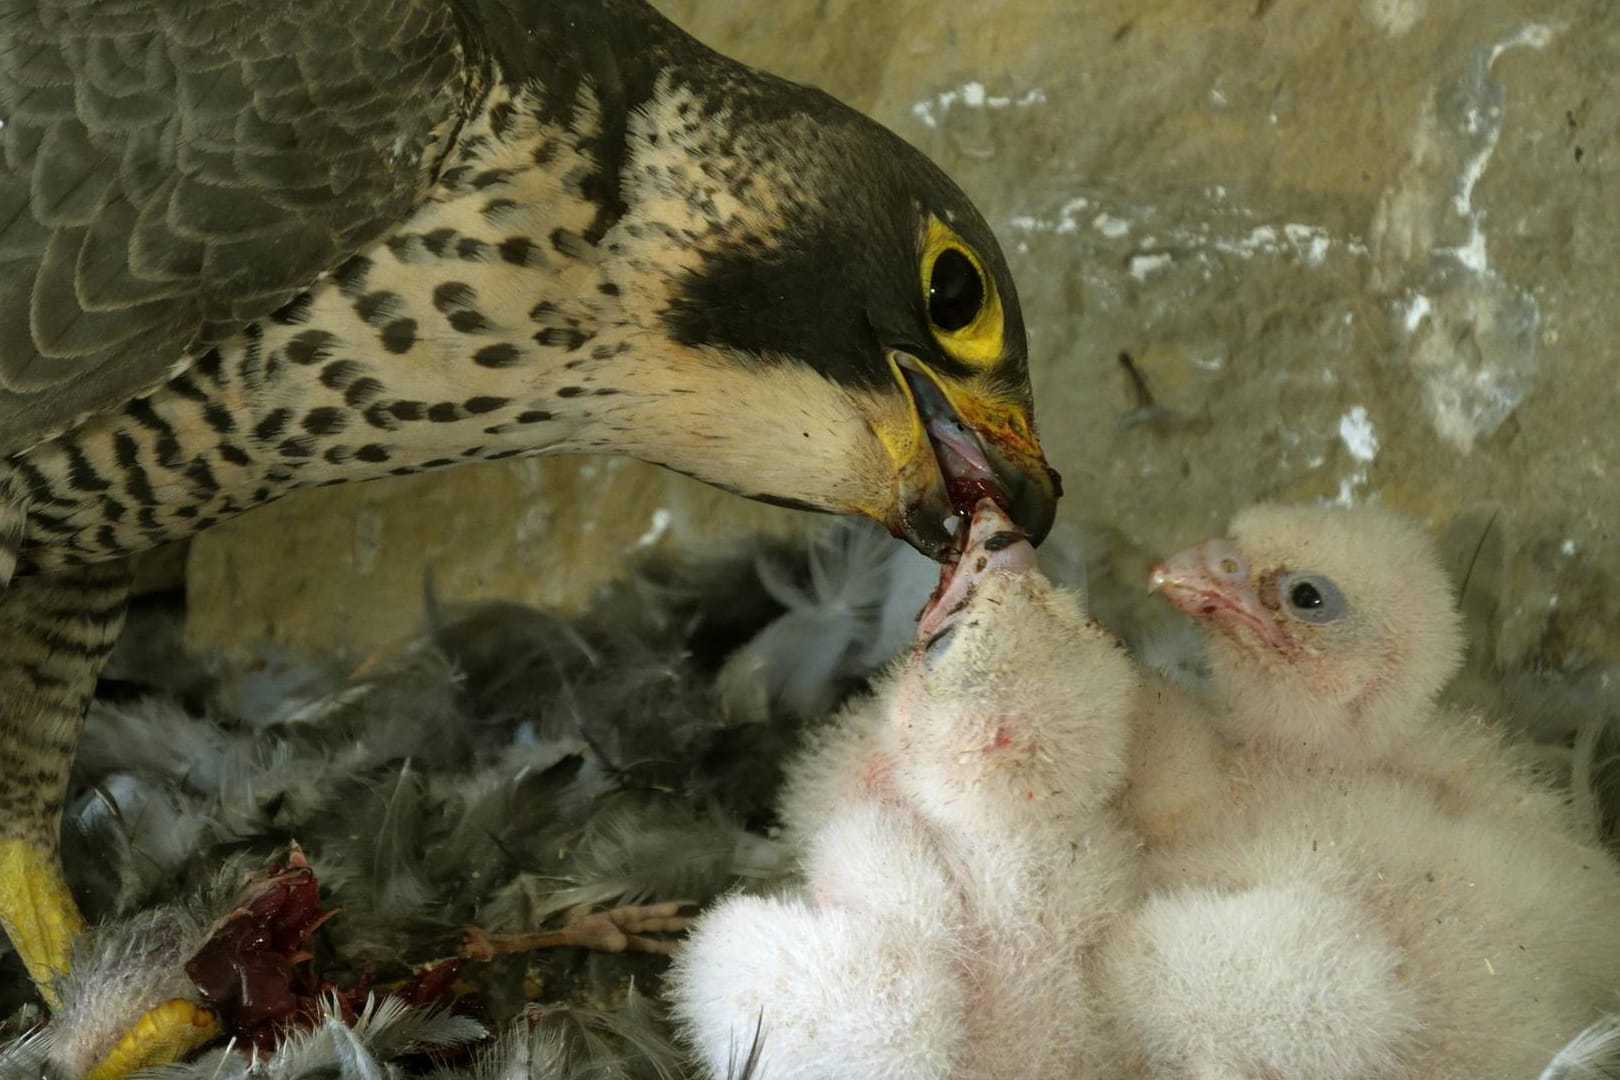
[
  {"x1": 633, "y1": 508, "x2": 673, "y2": 549},
  {"x1": 1402, "y1": 293, "x2": 1433, "y2": 333},
  {"x1": 1004, "y1": 198, "x2": 1092, "y2": 236},
  {"x1": 1338, "y1": 406, "x2": 1380, "y2": 463},
  {"x1": 1207, "y1": 223, "x2": 1360, "y2": 262},
  {"x1": 1441, "y1": 26, "x2": 1558, "y2": 275},
  {"x1": 911, "y1": 83, "x2": 1047, "y2": 129},
  {"x1": 1130, "y1": 253, "x2": 1174, "y2": 281},
  {"x1": 1005, "y1": 193, "x2": 1364, "y2": 271},
  {"x1": 1366, "y1": 0, "x2": 1426, "y2": 37},
  {"x1": 1329, "y1": 406, "x2": 1379, "y2": 506},
  {"x1": 1093, "y1": 213, "x2": 1130, "y2": 239},
  {"x1": 1284, "y1": 224, "x2": 1332, "y2": 266},
  {"x1": 1375, "y1": 23, "x2": 1559, "y2": 453}
]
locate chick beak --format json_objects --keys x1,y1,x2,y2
[
  {"x1": 1149, "y1": 539, "x2": 1288, "y2": 650},
  {"x1": 917, "y1": 498, "x2": 1037, "y2": 642},
  {"x1": 885, "y1": 351, "x2": 1062, "y2": 561}
]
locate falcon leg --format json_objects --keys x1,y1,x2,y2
[
  {"x1": 0, "y1": 559, "x2": 132, "y2": 1002},
  {"x1": 0, "y1": 559, "x2": 217, "y2": 1076}
]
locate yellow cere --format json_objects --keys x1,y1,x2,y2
[{"x1": 919, "y1": 215, "x2": 1005, "y2": 369}]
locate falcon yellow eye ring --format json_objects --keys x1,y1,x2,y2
[{"x1": 920, "y1": 216, "x2": 1004, "y2": 368}]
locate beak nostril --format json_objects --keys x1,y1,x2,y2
[{"x1": 1198, "y1": 540, "x2": 1248, "y2": 582}]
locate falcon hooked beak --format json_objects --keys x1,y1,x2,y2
[
  {"x1": 868, "y1": 211, "x2": 1060, "y2": 559},
  {"x1": 827, "y1": 205, "x2": 1060, "y2": 560},
  {"x1": 883, "y1": 348, "x2": 1059, "y2": 559}
]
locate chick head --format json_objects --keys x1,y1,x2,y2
[
  {"x1": 890, "y1": 500, "x2": 1138, "y2": 823},
  {"x1": 1151, "y1": 502, "x2": 1464, "y2": 761}
]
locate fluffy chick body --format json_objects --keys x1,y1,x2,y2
[
  {"x1": 670, "y1": 503, "x2": 1141, "y2": 1079},
  {"x1": 1103, "y1": 503, "x2": 1620, "y2": 1080}
]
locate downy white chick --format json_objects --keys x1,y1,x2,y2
[
  {"x1": 1143, "y1": 501, "x2": 1575, "y2": 827},
  {"x1": 1100, "y1": 501, "x2": 1620, "y2": 1080},
  {"x1": 669, "y1": 500, "x2": 1142, "y2": 1079}
]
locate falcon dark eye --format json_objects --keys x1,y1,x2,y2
[
  {"x1": 927, "y1": 247, "x2": 985, "y2": 332},
  {"x1": 1277, "y1": 572, "x2": 1347, "y2": 625}
]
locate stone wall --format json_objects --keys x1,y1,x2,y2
[{"x1": 185, "y1": 0, "x2": 1618, "y2": 674}]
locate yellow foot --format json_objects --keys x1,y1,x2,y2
[
  {"x1": 1, "y1": 842, "x2": 218, "y2": 1078},
  {"x1": 0, "y1": 837, "x2": 85, "y2": 1008},
  {"x1": 84, "y1": 999, "x2": 219, "y2": 1080}
]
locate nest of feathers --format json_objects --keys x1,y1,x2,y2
[
  {"x1": 0, "y1": 519, "x2": 943, "y2": 1080},
  {"x1": 2, "y1": 505, "x2": 1618, "y2": 1079}
]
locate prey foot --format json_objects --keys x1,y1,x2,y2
[{"x1": 461, "y1": 901, "x2": 693, "y2": 959}]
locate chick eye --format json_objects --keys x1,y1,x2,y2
[
  {"x1": 928, "y1": 248, "x2": 985, "y2": 331},
  {"x1": 1278, "y1": 572, "x2": 1347, "y2": 624}
]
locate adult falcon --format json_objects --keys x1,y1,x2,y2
[{"x1": 0, "y1": 0, "x2": 1060, "y2": 1074}]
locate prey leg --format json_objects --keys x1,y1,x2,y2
[{"x1": 461, "y1": 902, "x2": 693, "y2": 959}]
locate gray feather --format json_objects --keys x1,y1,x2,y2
[
  {"x1": 443, "y1": 990, "x2": 689, "y2": 1080},
  {"x1": 482, "y1": 799, "x2": 782, "y2": 930},
  {"x1": 717, "y1": 519, "x2": 933, "y2": 725},
  {"x1": 144, "y1": 997, "x2": 488, "y2": 1080}
]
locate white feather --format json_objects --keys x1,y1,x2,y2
[
  {"x1": 140, "y1": 996, "x2": 486, "y2": 1080},
  {"x1": 1540, "y1": 1015, "x2": 1620, "y2": 1079}
]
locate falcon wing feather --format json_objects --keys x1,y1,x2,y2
[{"x1": 0, "y1": 0, "x2": 484, "y2": 450}]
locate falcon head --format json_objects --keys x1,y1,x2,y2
[
  {"x1": 656, "y1": 191, "x2": 1059, "y2": 562},
  {"x1": 523, "y1": 14, "x2": 1062, "y2": 561}
]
